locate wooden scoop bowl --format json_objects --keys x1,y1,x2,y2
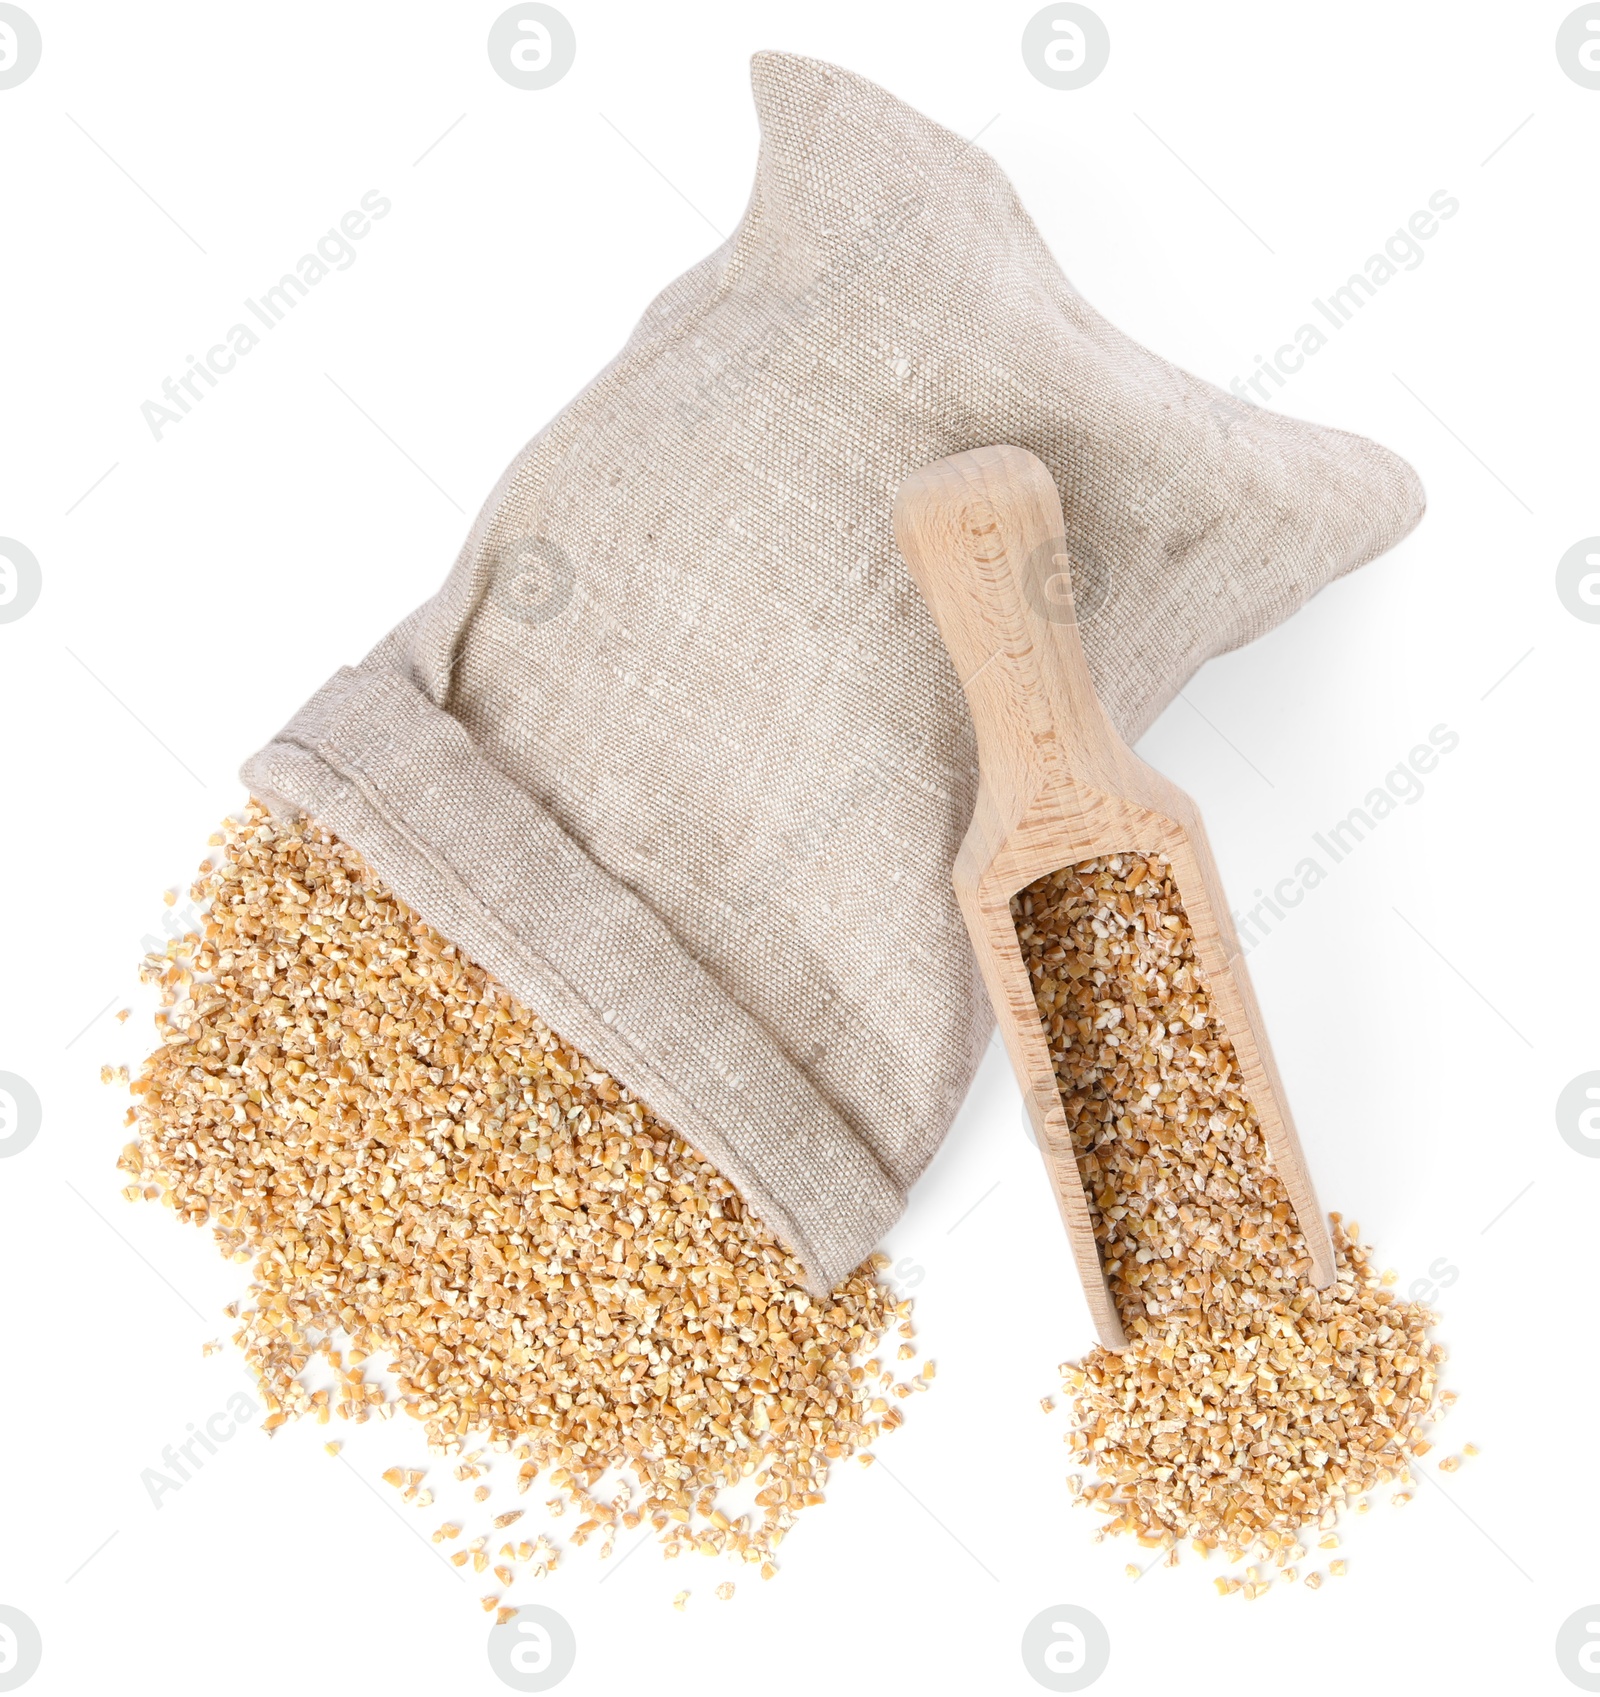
[{"x1": 892, "y1": 444, "x2": 1335, "y2": 1350}]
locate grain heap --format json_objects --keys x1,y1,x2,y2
[
  {"x1": 120, "y1": 806, "x2": 913, "y2": 1579},
  {"x1": 1014, "y1": 855, "x2": 1448, "y2": 1588}
]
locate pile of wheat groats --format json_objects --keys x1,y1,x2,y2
[
  {"x1": 119, "y1": 805, "x2": 926, "y2": 1591},
  {"x1": 1014, "y1": 854, "x2": 1451, "y2": 1591}
]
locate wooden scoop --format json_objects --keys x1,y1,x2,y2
[{"x1": 892, "y1": 444, "x2": 1335, "y2": 1350}]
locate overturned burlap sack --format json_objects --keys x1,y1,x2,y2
[{"x1": 244, "y1": 51, "x2": 1424, "y2": 1294}]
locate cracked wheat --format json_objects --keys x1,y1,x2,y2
[
  {"x1": 1014, "y1": 855, "x2": 1446, "y2": 1570},
  {"x1": 120, "y1": 806, "x2": 905, "y2": 1577}
]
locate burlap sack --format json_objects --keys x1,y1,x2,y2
[{"x1": 244, "y1": 52, "x2": 1424, "y2": 1295}]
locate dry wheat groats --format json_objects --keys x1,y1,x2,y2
[
  {"x1": 1014, "y1": 855, "x2": 1450, "y2": 1582},
  {"x1": 119, "y1": 812, "x2": 1452, "y2": 1597},
  {"x1": 120, "y1": 806, "x2": 917, "y2": 1581}
]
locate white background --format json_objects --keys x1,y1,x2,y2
[{"x1": 1, "y1": 2, "x2": 1596, "y2": 1692}]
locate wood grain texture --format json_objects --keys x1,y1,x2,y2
[{"x1": 892, "y1": 444, "x2": 1335, "y2": 1351}]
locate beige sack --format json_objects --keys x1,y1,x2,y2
[{"x1": 244, "y1": 52, "x2": 1423, "y2": 1295}]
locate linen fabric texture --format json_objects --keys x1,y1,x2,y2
[{"x1": 244, "y1": 52, "x2": 1424, "y2": 1295}]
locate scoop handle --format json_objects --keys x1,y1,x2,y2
[{"x1": 893, "y1": 445, "x2": 1118, "y2": 835}]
